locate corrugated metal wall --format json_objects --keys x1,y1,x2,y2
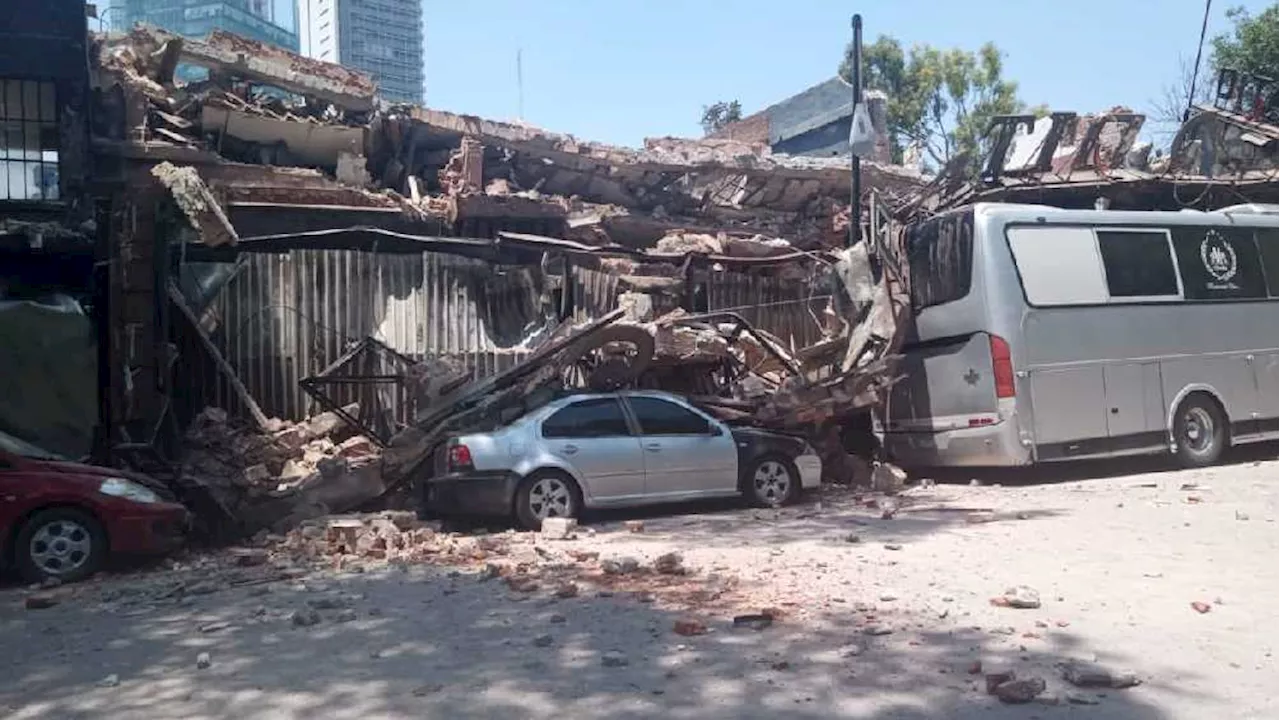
[
  {"x1": 192, "y1": 250, "x2": 540, "y2": 422},
  {"x1": 706, "y1": 271, "x2": 831, "y2": 352},
  {"x1": 188, "y1": 250, "x2": 831, "y2": 423}
]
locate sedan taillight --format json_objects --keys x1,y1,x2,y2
[{"x1": 447, "y1": 443, "x2": 474, "y2": 472}]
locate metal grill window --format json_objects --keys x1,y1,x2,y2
[{"x1": 0, "y1": 79, "x2": 59, "y2": 202}]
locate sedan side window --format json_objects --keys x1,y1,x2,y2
[
  {"x1": 627, "y1": 397, "x2": 711, "y2": 436},
  {"x1": 542, "y1": 398, "x2": 632, "y2": 439}
]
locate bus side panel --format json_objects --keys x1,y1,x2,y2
[{"x1": 1161, "y1": 354, "x2": 1260, "y2": 430}]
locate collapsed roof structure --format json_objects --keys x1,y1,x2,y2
[{"x1": 904, "y1": 86, "x2": 1278, "y2": 218}]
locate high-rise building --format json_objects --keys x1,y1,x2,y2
[
  {"x1": 298, "y1": 0, "x2": 424, "y2": 105},
  {"x1": 108, "y1": 0, "x2": 299, "y2": 53}
]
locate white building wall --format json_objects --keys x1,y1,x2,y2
[
  {"x1": 298, "y1": 0, "x2": 423, "y2": 104},
  {"x1": 298, "y1": 0, "x2": 339, "y2": 63}
]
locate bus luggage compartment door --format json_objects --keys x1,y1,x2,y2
[{"x1": 1027, "y1": 366, "x2": 1107, "y2": 449}]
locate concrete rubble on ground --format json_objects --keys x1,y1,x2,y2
[{"x1": 62, "y1": 510, "x2": 758, "y2": 623}]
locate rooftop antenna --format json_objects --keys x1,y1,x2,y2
[
  {"x1": 848, "y1": 14, "x2": 864, "y2": 248},
  {"x1": 516, "y1": 48, "x2": 525, "y2": 122},
  {"x1": 1184, "y1": 0, "x2": 1213, "y2": 122}
]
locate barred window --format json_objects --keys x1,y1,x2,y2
[{"x1": 0, "y1": 79, "x2": 59, "y2": 202}]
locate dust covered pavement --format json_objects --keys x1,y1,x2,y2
[{"x1": 0, "y1": 451, "x2": 1275, "y2": 719}]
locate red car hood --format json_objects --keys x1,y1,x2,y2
[{"x1": 38, "y1": 459, "x2": 175, "y2": 499}]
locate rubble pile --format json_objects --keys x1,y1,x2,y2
[
  {"x1": 271, "y1": 515, "x2": 745, "y2": 611},
  {"x1": 181, "y1": 405, "x2": 385, "y2": 535},
  {"x1": 90, "y1": 23, "x2": 915, "y2": 515},
  {"x1": 376, "y1": 109, "x2": 921, "y2": 251}
]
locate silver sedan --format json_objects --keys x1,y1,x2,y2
[{"x1": 420, "y1": 390, "x2": 822, "y2": 529}]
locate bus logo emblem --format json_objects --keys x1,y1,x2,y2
[{"x1": 1200, "y1": 229, "x2": 1238, "y2": 286}]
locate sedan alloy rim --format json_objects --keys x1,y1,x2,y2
[
  {"x1": 753, "y1": 460, "x2": 791, "y2": 503},
  {"x1": 529, "y1": 477, "x2": 572, "y2": 519},
  {"x1": 29, "y1": 520, "x2": 92, "y2": 576}
]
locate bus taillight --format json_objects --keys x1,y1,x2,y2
[{"x1": 990, "y1": 334, "x2": 1016, "y2": 399}]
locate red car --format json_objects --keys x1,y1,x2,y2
[{"x1": 0, "y1": 434, "x2": 188, "y2": 583}]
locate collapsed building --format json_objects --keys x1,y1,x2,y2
[{"x1": 3, "y1": 7, "x2": 1274, "y2": 538}]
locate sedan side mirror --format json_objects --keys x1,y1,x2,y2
[{"x1": 709, "y1": 423, "x2": 724, "y2": 437}]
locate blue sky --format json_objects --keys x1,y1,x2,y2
[{"x1": 422, "y1": 0, "x2": 1275, "y2": 147}]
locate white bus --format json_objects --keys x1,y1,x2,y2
[{"x1": 879, "y1": 202, "x2": 1278, "y2": 469}]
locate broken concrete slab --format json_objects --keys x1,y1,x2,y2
[
  {"x1": 178, "y1": 29, "x2": 376, "y2": 112},
  {"x1": 151, "y1": 163, "x2": 239, "y2": 247},
  {"x1": 200, "y1": 104, "x2": 366, "y2": 168}
]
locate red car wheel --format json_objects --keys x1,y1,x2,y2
[{"x1": 14, "y1": 507, "x2": 107, "y2": 583}]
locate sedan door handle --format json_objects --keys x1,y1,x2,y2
[
  {"x1": 561, "y1": 444, "x2": 579, "y2": 455},
  {"x1": 644, "y1": 442, "x2": 662, "y2": 452}
]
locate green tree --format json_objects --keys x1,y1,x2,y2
[
  {"x1": 840, "y1": 36, "x2": 1035, "y2": 170},
  {"x1": 700, "y1": 100, "x2": 743, "y2": 136},
  {"x1": 1210, "y1": 4, "x2": 1279, "y2": 80}
]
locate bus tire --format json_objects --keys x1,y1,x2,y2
[{"x1": 1172, "y1": 394, "x2": 1227, "y2": 468}]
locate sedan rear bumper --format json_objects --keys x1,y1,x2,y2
[
  {"x1": 421, "y1": 471, "x2": 519, "y2": 517},
  {"x1": 107, "y1": 503, "x2": 189, "y2": 555}
]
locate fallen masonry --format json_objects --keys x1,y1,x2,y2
[{"x1": 179, "y1": 404, "x2": 384, "y2": 536}]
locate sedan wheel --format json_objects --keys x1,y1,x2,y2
[
  {"x1": 515, "y1": 473, "x2": 581, "y2": 530},
  {"x1": 529, "y1": 477, "x2": 574, "y2": 519},
  {"x1": 747, "y1": 457, "x2": 799, "y2": 508},
  {"x1": 15, "y1": 508, "x2": 106, "y2": 583}
]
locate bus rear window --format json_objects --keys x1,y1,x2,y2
[{"x1": 906, "y1": 211, "x2": 973, "y2": 311}]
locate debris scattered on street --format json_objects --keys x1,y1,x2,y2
[
  {"x1": 653, "y1": 552, "x2": 686, "y2": 575},
  {"x1": 601, "y1": 651, "x2": 629, "y2": 668},
  {"x1": 673, "y1": 619, "x2": 708, "y2": 636},
  {"x1": 991, "y1": 676, "x2": 1047, "y2": 704},
  {"x1": 1059, "y1": 661, "x2": 1141, "y2": 689},
  {"x1": 290, "y1": 609, "x2": 322, "y2": 627},
  {"x1": 733, "y1": 613, "x2": 775, "y2": 631},
  {"x1": 992, "y1": 586, "x2": 1042, "y2": 609},
  {"x1": 602, "y1": 557, "x2": 642, "y2": 576},
  {"x1": 540, "y1": 518, "x2": 578, "y2": 541},
  {"x1": 24, "y1": 594, "x2": 59, "y2": 610}
]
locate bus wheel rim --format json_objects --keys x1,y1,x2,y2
[{"x1": 1183, "y1": 407, "x2": 1215, "y2": 454}]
